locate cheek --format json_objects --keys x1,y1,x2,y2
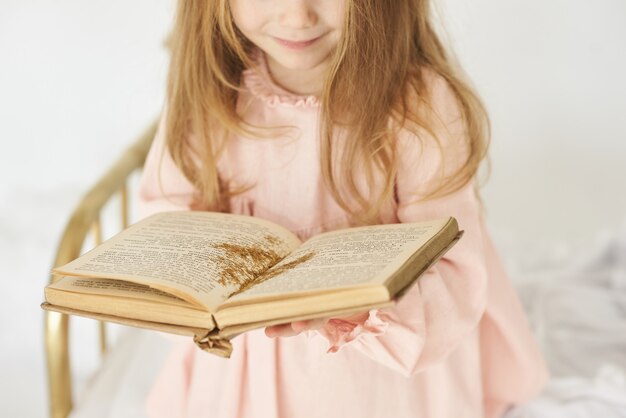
[
  {"x1": 322, "y1": 0, "x2": 347, "y2": 31},
  {"x1": 229, "y1": 0, "x2": 265, "y2": 35}
]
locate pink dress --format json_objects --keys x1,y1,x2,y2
[{"x1": 138, "y1": 54, "x2": 549, "y2": 418}]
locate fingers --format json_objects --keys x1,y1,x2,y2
[
  {"x1": 291, "y1": 320, "x2": 312, "y2": 333},
  {"x1": 264, "y1": 313, "x2": 368, "y2": 339},
  {"x1": 265, "y1": 318, "x2": 330, "y2": 338},
  {"x1": 265, "y1": 323, "x2": 295, "y2": 338},
  {"x1": 296, "y1": 318, "x2": 328, "y2": 330}
]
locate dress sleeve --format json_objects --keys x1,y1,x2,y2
[
  {"x1": 315, "y1": 74, "x2": 489, "y2": 377},
  {"x1": 137, "y1": 113, "x2": 198, "y2": 220}
]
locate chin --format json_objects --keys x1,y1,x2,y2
[{"x1": 271, "y1": 54, "x2": 331, "y2": 72}]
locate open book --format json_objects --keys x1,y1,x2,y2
[{"x1": 42, "y1": 211, "x2": 462, "y2": 358}]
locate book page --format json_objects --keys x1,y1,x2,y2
[
  {"x1": 54, "y1": 211, "x2": 301, "y2": 311},
  {"x1": 48, "y1": 276, "x2": 196, "y2": 309},
  {"x1": 226, "y1": 219, "x2": 449, "y2": 303}
]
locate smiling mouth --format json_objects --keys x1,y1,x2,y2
[{"x1": 273, "y1": 35, "x2": 324, "y2": 50}]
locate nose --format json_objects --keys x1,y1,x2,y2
[{"x1": 278, "y1": 0, "x2": 318, "y2": 29}]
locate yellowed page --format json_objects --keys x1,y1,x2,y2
[
  {"x1": 43, "y1": 288, "x2": 213, "y2": 329},
  {"x1": 225, "y1": 218, "x2": 451, "y2": 304},
  {"x1": 47, "y1": 276, "x2": 196, "y2": 309},
  {"x1": 54, "y1": 211, "x2": 301, "y2": 311}
]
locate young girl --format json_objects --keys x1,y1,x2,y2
[{"x1": 138, "y1": 0, "x2": 549, "y2": 417}]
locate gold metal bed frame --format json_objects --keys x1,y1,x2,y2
[{"x1": 44, "y1": 121, "x2": 157, "y2": 418}]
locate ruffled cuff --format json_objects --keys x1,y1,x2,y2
[{"x1": 317, "y1": 309, "x2": 390, "y2": 353}]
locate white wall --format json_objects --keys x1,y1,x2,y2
[
  {"x1": 0, "y1": 0, "x2": 173, "y2": 191},
  {"x1": 442, "y1": 0, "x2": 626, "y2": 243},
  {"x1": 1, "y1": 1, "x2": 625, "y2": 416}
]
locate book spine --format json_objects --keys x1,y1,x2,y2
[{"x1": 193, "y1": 314, "x2": 233, "y2": 358}]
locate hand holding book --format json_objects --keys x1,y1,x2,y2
[{"x1": 265, "y1": 311, "x2": 370, "y2": 338}]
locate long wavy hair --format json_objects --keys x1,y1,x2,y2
[{"x1": 164, "y1": 0, "x2": 490, "y2": 224}]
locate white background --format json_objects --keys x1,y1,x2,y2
[{"x1": 1, "y1": 1, "x2": 625, "y2": 416}]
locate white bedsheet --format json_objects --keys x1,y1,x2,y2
[
  {"x1": 502, "y1": 222, "x2": 626, "y2": 416},
  {"x1": 70, "y1": 223, "x2": 626, "y2": 418},
  {"x1": 505, "y1": 364, "x2": 626, "y2": 417}
]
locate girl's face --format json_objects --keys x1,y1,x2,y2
[{"x1": 230, "y1": 0, "x2": 345, "y2": 79}]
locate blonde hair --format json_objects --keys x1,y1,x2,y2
[{"x1": 164, "y1": 0, "x2": 490, "y2": 223}]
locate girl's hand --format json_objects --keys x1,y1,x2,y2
[
  {"x1": 265, "y1": 318, "x2": 330, "y2": 338},
  {"x1": 264, "y1": 311, "x2": 370, "y2": 338}
]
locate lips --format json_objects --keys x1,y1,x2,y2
[{"x1": 273, "y1": 35, "x2": 323, "y2": 50}]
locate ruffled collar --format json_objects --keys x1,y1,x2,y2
[{"x1": 242, "y1": 50, "x2": 320, "y2": 108}]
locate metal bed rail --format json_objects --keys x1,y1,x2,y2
[{"x1": 44, "y1": 121, "x2": 156, "y2": 418}]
